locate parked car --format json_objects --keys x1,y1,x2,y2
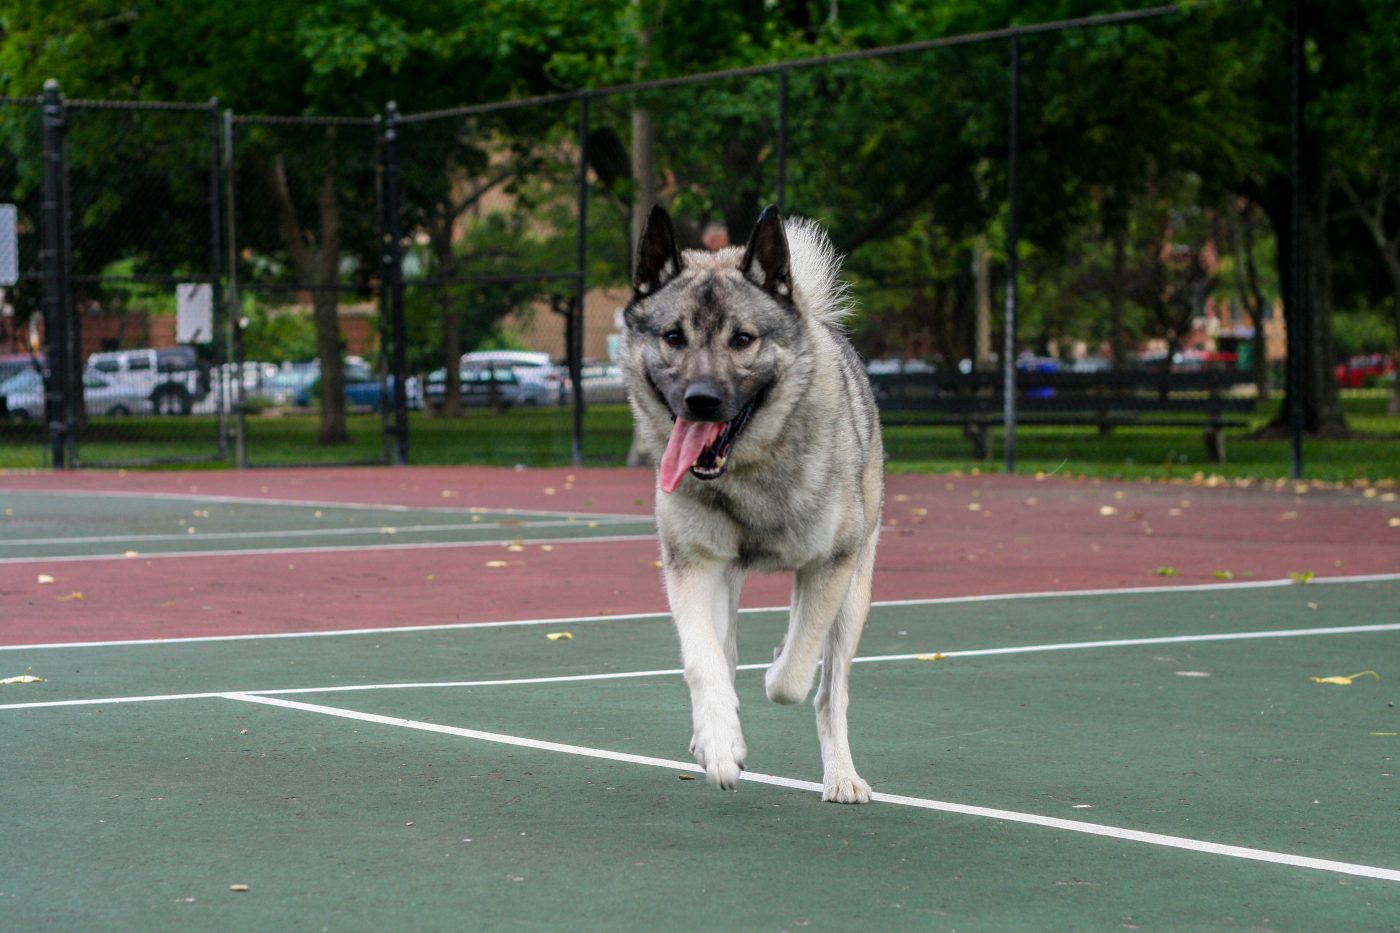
[
  {"x1": 579, "y1": 362, "x2": 628, "y2": 404},
  {"x1": 462, "y1": 350, "x2": 568, "y2": 406},
  {"x1": 340, "y1": 366, "x2": 421, "y2": 412},
  {"x1": 256, "y1": 362, "x2": 321, "y2": 407},
  {"x1": 424, "y1": 363, "x2": 524, "y2": 410},
  {"x1": 425, "y1": 353, "x2": 566, "y2": 411},
  {"x1": 0, "y1": 353, "x2": 44, "y2": 385},
  {"x1": 1336, "y1": 354, "x2": 1396, "y2": 389},
  {"x1": 85, "y1": 346, "x2": 208, "y2": 415},
  {"x1": 0, "y1": 368, "x2": 152, "y2": 419}
]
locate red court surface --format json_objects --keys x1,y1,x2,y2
[{"x1": 2, "y1": 466, "x2": 1397, "y2": 646}]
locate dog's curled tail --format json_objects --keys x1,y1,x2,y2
[{"x1": 785, "y1": 216, "x2": 854, "y2": 326}]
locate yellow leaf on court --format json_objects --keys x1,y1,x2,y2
[
  {"x1": 1290, "y1": 571, "x2": 1315, "y2": 584},
  {"x1": 546, "y1": 632, "x2": 573, "y2": 641},
  {"x1": 506, "y1": 545, "x2": 525, "y2": 553},
  {"x1": 484, "y1": 561, "x2": 509, "y2": 568},
  {"x1": 0, "y1": 669, "x2": 46, "y2": 685},
  {"x1": 37, "y1": 574, "x2": 55, "y2": 584},
  {"x1": 57, "y1": 591, "x2": 84, "y2": 601},
  {"x1": 1309, "y1": 670, "x2": 1379, "y2": 686},
  {"x1": 915, "y1": 652, "x2": 947, "y2": 661},
  {"x1": 1389, "y1": 517, "x2": 1400, "y2": 528},
  {"x1": 1099, "y1": 505, "x2": 1118, "y2": 516},
  {"x1": 1213, "y1": 570, "x2": 1234, "y2": 580},
  {"x1": 1155, "y1": 567, "x2": 1178, "y2": 577}
]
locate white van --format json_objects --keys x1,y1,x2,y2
[{"x1": 85, "y1": 347, "x2": 208, "y2": 415}]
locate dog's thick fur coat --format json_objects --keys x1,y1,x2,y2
[{"x1": 620, "y1": 206, "x2": 884, "y2": 803}]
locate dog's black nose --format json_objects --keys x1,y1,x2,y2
[{"x1": 684, "y1": 384, "x2": 724, "y2": 420}]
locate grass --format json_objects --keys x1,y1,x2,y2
[{"x1": 1, "y1": 393, "x2": 1396, "y2": 483}]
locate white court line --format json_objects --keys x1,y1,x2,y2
[
  {"x1": 0, "y1": 516, "x2": 651, "y2": 548},
  {"x1": 0, "y1": 532, "x2": 658, "y2": 567},
  {"x1": 2, "y1": 571, "x2": 1396, "y2": 652},
  {"x1": 222, "y1": 691, "x2": 1400, "y2": 885},
  {"x1": 0, "y1": 486, "x2": 647, "y2": 521},
  {"x1": 3, "y1": 620, "x2": 1397, "y2": 711}
]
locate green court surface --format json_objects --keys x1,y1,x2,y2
[
  {"x1": 0, "y1": 491, "x2": 655, "y2": 560},
  {"x1": 2, "y1": 582, "x2": 1398, "y2": 930}
]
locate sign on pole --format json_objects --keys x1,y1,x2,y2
[
  {"x1": 176, "y1": 282, "x2": 213, "y2": 344},
  {"x1": 0, "y1": 204, "x2": 17, "y2": 287}
]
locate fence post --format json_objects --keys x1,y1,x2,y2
[
  {"x1": 207, "y1": 99, "x2": 229, "y2": 461},
  {"x1": 776, "y1": 68, "x2": 789, "y2": 214},
  {"x1": 223, "y1": 108, "x2": 247, "y2": 468},
  {"x1": 1002, "y1": 33, "x2": 1022, "y2": 474},
  {"x1": 570, "y1": 94, "x2": 590, "y2": 467},
  {"x1": 40, "y1": 79, "x2": 71, "y2": 469},
  {"x1": 1287, "y1": 0, "x2": 1305, "y2": 479},
  {"x1": 382, "y1": 102, "x2": 409, "y2": 466}
]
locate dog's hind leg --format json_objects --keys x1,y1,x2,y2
[
  {"x1": 667, "y1": 558, "x2": 748, "y2": 789},
  {"x1": 814, "y1": 532, "x2": 878, "y2": 803}
]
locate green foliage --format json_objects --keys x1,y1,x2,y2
[{"x1": 240, "y1": 299, "x2": 320, "y2": 363}]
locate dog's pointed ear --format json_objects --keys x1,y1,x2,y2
[
  {"x1": 741, "y1": 205, "x2": 791, "y2": 298},
  {"x1": 634, "y1": 205, "x2": 682, "y2": 297}
]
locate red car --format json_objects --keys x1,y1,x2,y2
[{"x1": 1335, "y1": 354, "x2": 1396, "y2": 388}]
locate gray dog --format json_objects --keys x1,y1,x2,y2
[{"x1": 620, "y1": 205, "x2": 884, "y2": 803}]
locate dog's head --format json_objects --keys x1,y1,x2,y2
[{"x1": 621, "y1": 205, "x2": 811, "y2": 492}]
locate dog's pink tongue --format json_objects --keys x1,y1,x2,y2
[{"x1": 659, "y1": 419, "x2": 724, "y2": 493}]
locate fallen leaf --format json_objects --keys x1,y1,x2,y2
[
  {"x1": 678, "y1": 774, "x2": 696, "y2": 781},
  {"x1": 484, "y1": 561, "x2": 509, "y2": 568},
  {"x1": 1290, "y1": 571, "x2": 1315, "y2": 584},
  {"x1": 229, "y1": 884, "x2": 249, "y2": 893},
  {"x1": 1213, "y1": 570, "x2": 1234, "y2": 580},
  {"x1": 1099, "y1": 506, "x2": 1118, "y2": 516},
  {"x1": 37, "y1": 574, "x2": 55, "y2": 585},
  {"x1": 546, "y1": 632, "x2": 573, "y2": 641},
  {"x1": 57, "y1": 591, "x2": 84, "y2": 601},
  {"x1": 1309, "y1": 670, "x2": 1379, "y2": 686},
  {"x1": 1155, "y1": 567, "x2": 1178, "y2": 577},
  {"x1": 506, "y1": 545, "x2": 525, "y2": 553},
  {"x1": 915, "y1": 652, "x2": 947, "y2": 661},
  {"x1": 0, "y1": 668, "x2": 46, "y2": 685}
]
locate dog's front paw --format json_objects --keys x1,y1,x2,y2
[
  {"x1": 689, "y1": 712, "x2": 746, "y2": 790},
  {"x1": 822, "y1": 773, "x2": 872, "y2": 804}
]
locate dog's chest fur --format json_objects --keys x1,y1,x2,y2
[{"x1": 657, "y1": 457, "x2": 860, "y2": 572}]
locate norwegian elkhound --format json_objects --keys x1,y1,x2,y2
[{"x1": 620, "y1": 205, "x2": 884, "y2": 803}]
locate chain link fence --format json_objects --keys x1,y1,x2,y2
[{"x1": 2, "y1": 6, "x2": 1339, "y2": 474}]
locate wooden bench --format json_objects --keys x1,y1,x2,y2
[{"x1": 868, "y1": 369, "x2": 1258, "y2": 462}]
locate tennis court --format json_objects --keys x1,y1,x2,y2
[{"x1": 2, "y1": 467, "x2": 1397, "y2": 930}]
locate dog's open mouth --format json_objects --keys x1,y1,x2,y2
[{"x1": 658, "y1": 392, "x2": 764, "y2": 494}]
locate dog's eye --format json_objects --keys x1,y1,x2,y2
[
  {"x1": 662, "y1": 330, "x2": 686, "y2": 348},
  {"x1": 731, "y1": 332, "x2": 755, "y2": 350}
]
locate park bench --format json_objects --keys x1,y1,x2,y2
[{"x1": 868, "y1": 368, "x2": 1258, "y2": 462}]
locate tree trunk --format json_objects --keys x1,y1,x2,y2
[
  {"x1": 1264, "y1": 155, "x2": 1347, "y2": 437},
  {"x1": 265, "y1": 140, "x2": 347, "y2": 444},
  {"x1": 973, "y1": 235, "x2": 992, "y2": 369},
  {"x1": 431, "y1": 219, "x2": 464, "y2": 418},
  {"x1": 313, "y1": 151, "x2": 346, "y2": 444}
]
